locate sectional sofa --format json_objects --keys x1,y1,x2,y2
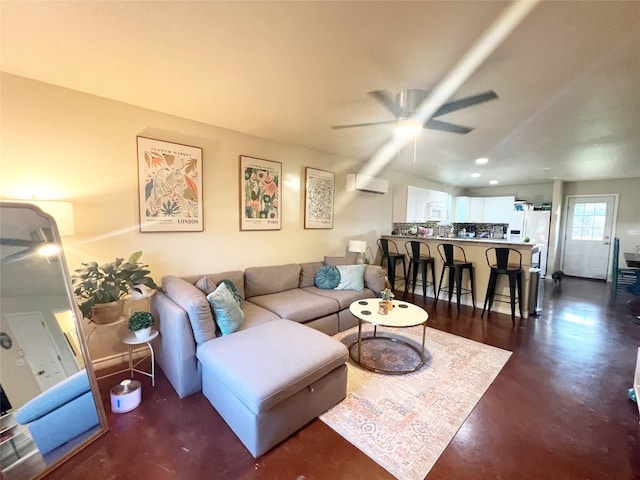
[{"x1": 150, "y1": 258, "x2": 385, "y2": 456}]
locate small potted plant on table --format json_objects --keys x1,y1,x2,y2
[
  {"x1": 128, "y1": 311, "x2": 155, "y2": 339},
  {"x1": 379, "y1": 288, "x2": 395, "y2": 315}
]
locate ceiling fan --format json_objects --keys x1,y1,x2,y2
[{"x1": 331, "y1": 89, "x2": 498, "y2": 134}]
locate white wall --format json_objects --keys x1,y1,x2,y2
[
  {"x1": 562, "y1": 178, "x2": 640, "y2": 271},
  {"x1": 464, "y1": 183, "x2": 554, "y2": 205},
  {"x1": 0, "y1": 73, "x2": 424, "y2": 360},
  {"x1": 1, "y1": 73, "x2": 410, "y2": 277}
]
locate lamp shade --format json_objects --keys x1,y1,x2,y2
[{"x1": 348, "y1": 240, "x2": 367, "y2": 253}]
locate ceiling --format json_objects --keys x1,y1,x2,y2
[
  {"x1": 1, "y1": 204, "x2": 69, "y2": 298},
  {"x1": 1, "y1": 1, "x2": 639, "y2": 188}
]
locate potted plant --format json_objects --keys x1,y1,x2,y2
[
  {"x1": 379, "y1": 288, "x2": 395, "y2": 315},
  {"x1": 72, "y1": 251, "x2": 158, "y2": 324},
  {"x1": 128, "y1": 311, "x2": 155, "y2": 339}
]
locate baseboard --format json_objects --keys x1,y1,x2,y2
[{"x1": 92, "y1": 347, "x2": 149, "y2": 372}]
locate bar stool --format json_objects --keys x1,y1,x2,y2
[
  {"x1": 377, "y1": 238, "x2": 406, "y2": 292},
  {"x1": 481, "y1": 247, "x2": 523, "y2": 324},
  {"x1": 404, "y1": 241, "x2": 436, "y2": 300},
  {"x1": 435, "y1": 243, "x2": 475, "y2": 312}
]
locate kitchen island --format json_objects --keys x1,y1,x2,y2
[{"x1": 382, "y1": 235, "x2": 541, "y2": 318}]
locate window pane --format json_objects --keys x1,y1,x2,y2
[
  {"x1": 592, "y1": 228, "x2": 604, "y2": 240},
  {"x1": 594, "y1": 216, "x2": 605, "y2": 228},
  {"x1": 571, "y1": 227, "x2": 582, "y2": 240},
  {"x1": 594, "y1": 203, "x2": 607, "y2": 216},
  {"x1": 584, "y1": 203, "x2": 596, "y2": 215},
  {"x1": 574, "y1": 203, "x2": 585, "y2": 216}
]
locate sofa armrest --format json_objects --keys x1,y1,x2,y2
[
  {"x1": 15, "y1": 370, "x2": 90, "y2": 424},
  {"x1": 151, "y1": 292, "x2": 202, "y2": 398},
  {"x1": 364, "y1": 265, "x2": 385, "y2": 296}
]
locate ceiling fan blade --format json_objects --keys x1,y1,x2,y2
[
  {"x1": 432, "y1": 90, "x2": 498, "y2": 117},
  {"x1": 368, "y1": 90, "x2": 404, "y2": 117},
  {"x1": 424, "y1": 119, "x2": 473, "y2": 134},
  {"x1": 331, "y1": 119, "x2": 397, "y2": 130}
]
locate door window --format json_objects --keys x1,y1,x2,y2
[{"x1": 571, "y1": 202, "x2": 607, "y2": 241}]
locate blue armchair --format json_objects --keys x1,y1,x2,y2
[{"x1": 15, "y1": 370, "x2": 100, "y2": 456}]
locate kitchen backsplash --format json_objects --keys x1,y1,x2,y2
[{"x1": 392, "y1": 222, "x2": 509, "y2": 239}]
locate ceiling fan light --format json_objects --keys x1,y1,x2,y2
[{"x1": 395, "y1": 119, "x2": 422, "y2": 137}]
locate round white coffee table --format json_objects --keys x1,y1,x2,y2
[{"x1": 349, "y1": 298, "x2": 428, "y2": 374}]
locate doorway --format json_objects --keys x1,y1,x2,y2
[
  {"x1": 5, "y1": 311, "x2": 70, "y2": 392},
  {"x1": 561, "y1": 195, "x2": 617, "y2": 280}
]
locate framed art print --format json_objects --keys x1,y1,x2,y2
[
  {"x1": 137, "y1": 136, "x2": 203, "y2": 232},
  {"x1": 304, "y1": 167, "x2": 334, "y2": 229},
  {"x1": 240, "y1": 155, "x2": 281, "y2": 230}
]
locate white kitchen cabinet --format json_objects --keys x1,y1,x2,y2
[
  {"x1": 483, "y1": 196, "x2": 515, "y2": 223},
  {"x1": 426, "y1": 189, "x2": 449, "y2": 221},
  {"x1": 469, "y1": 197, "x2": 485, "y2": 221},
  {"x1": 452, "y1": 195, "x2": 514, "y2": 223},
  {"x1": 393, "y1": 186, "x2": 450, "y2": 222},
  {"x1": 452, "y1": 196, "x2": 470, "y2": 222},
  {"x1": 393, "y1": 185, "x2": 428, "y2": 222}
]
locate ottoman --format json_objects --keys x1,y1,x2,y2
[{"x1": 196, "y1": 319, "x2": 348, "y2": 457}]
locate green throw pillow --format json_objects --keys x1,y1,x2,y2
[
  {"x1": 314, "y1": 265, "x2": 341, "y2": 290},
  {"x1": 206, "y1": 282, "x2": 244, "y2": 335},
  {"x1": 219, "y1": 279, "x2": 242, "y2": 304}
]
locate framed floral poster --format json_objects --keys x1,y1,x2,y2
[
  {"x1": 304, "y1": 167, "x2": 334, "y2": 229},
  {"x1": 137, "y1": 136, "x2": 203, "y2": 232},
  {"x1": 240, "y1": 155, "x2": 281, "y2": 230}
]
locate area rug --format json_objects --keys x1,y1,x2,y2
[{"x1": 320, "y1": 324, "x2": 512, "y2": 480}]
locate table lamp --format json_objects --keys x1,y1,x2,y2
[{"x1": 348, "y1": 240, "x2": 367, "y2": 264}]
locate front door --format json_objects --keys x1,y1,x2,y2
[
  {"x1": 6, "y1": 311, "x2": 69, "y2": 391},
  {"x1": 562, "y1": 195, "x2": 616, "y2": 279}
]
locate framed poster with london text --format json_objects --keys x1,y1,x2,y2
[{"x1": 137, "y1": 136, "x2": 203, "y2": 232}]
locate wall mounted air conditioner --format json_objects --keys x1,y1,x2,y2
[{"x1": 346, "y1": 173, "x2": 389, "y2": 194}]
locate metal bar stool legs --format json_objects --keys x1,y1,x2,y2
[
  {"x1": 435, "y1": 243, "x2": 475, "y2": 312},
  {"x1": 481, "y1": 247, "x2": 523, "y2": 324}
]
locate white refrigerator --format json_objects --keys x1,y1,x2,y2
[{"x1": 508, "y1": 210, "x2": 551, "y2": 277}]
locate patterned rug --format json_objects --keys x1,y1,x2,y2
[{"x1": 320, "y1": 324, "x2": 512, "y2": 480}]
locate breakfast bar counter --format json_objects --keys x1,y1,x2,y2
[{"x1": 382, "y1": 235, "x2": 540, "y2": 318}]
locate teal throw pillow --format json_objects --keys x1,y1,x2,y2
[
  {"x1": 334, "y1": 264, "x2": 366, "y2": 292},
  {"x1": 206, "y1": 282, "x2": 245, "y2": 335},
  {"x1": 315, "y1": 265, "x2": 341, "y2": 290},
  {"x1": 220, "y1": 279, "x2": 242, "y2": 304}
]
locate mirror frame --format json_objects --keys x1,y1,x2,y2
[{"x1": 0, "y1": 201, "x2": 108, "y2": 479}]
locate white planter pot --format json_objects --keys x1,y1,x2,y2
[{"x1": 134, "y1": 327, "x2": 152, "y2": 340}]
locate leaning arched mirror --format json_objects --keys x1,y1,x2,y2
[{"x1": 0, "y1": 202, "x2": 107, "y2": 479}]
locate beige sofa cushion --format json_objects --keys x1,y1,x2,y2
[
  {"x1": 244, "y1": 264, "x2": 301, "y2": 298},
  {"x1": 299, "y1": 261, "x2": 324, "y2": 288},
  {"x1": 248, "y1": 288, "x2": 338, "y2": 323}
]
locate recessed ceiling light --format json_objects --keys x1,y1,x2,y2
[
  {"x1": 475, "y1": 157, "x2": 489, "y2": 165},
  {"x1": 471, "y1": 172, "x2": 481, "y2": 178},
  {"x1": 489, "y1": 180, "x2": 498, "y2": 185}
]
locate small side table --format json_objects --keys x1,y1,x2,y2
[{"x1": 122, "y1": 330, "x2": 159, "y2": 387}]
